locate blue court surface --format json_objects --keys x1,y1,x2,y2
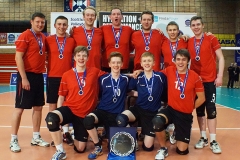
[{"x1": 0, "y1": 85, "x2": 239, "y2": 111}]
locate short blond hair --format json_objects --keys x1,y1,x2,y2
[
  {"x1": 141, "y1": 52, "x2": 155, "y2": 61},
  {"x1": 83, "y1": 6, "x2": 97, "y2": 17}
]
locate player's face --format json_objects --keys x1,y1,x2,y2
[
  {"x1": 175, "y1": 54, "x2": 188, "y2": 73},
  {"x1": 83, "y1": 9, "x2": 96, "y2": 27},
  {"x1": 31, "y1": 17, "x2": 45, "y2": 33},
  {"x1": 110, "y1": 9, "x2": 123, "y2": 27},
  {"x1": 141, "y1": 14, "x2": 153, "y2": 31},
  {"x1": 54, "y1": 19, "x2": 68, "y2": 36},
  {"x1": 141, "y1": 56, "x2": 155, "y2": 72},
  {"x1": 167, "y1": 25, "x2": 179, "y2": 40},
  {"x1": 109, "y1": 57, "x2": 123, "y2": 73},
  {"x1": 74, "y1": 51, "x2": 88, "y2": 67},
  {"x1": 190, "y1": 19, "x2": 204, "y2": 36}
]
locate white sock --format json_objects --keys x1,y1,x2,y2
[
  {"x1": 200, "y1": 131, "x2": 207, "y2": 139},
  {"x1": 56, "y1": 143, "x2": 64, "y2": 152},
  {"x1": 33, "y1": 132, "x2": 40, "y2": 139},
  {"x1": 11, "y1": 134, "x2": 18, "y2": 141},
  {"x1": 62, "y1": 126, "x2": 69, "y2": 133},
  {"x1": 210, "y1": 134, "x2": 216, "y2": 142}
]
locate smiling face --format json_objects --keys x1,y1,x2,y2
[
  {"x1": 190, "y1": 19, "x2": 204, "y2": 37},
  {"x1": 31, "y1": 17, "x2": 45, "y2": 33},
  {"x1": 167, "y1": 25, "x2": 179, "y2": 41},
  {"x1": 109, "y1": 56, "x2": 123, "y2": 74},
  {"x1": 54, "y1": 18, "x2": 68, "y2": 37},
  {"x1": 141, "y1": 55, "x2": 155, "y2": 72},
  {"x1": 83, "y1": 8, "x2": 96, "y2": 27},
  {"x1": 141, "y1": 14, "x2": 153, "y2": 32},
  {"x1": 110, "y1": 9, "x2": 123, "y2": 27},
  {"x1": 74, "y1": 51, "x2": 88, "y2": 68},
  {"x1": 175, "y1": 54, "x2": 189, "y2": 74}
]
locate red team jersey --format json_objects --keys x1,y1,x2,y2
[
  {"x1": 72, "y1": 26, "x2": 103, "y2": 69},
  {"x1": 15, "y1": 29, "x2": 46, "y2": 73},
  {"x1": 188, "y1": 33, "x2": 221, "y2": 82},
  {"x1": 131, "y1": 30, "x2": 167, "y2": 71},
  {"x1": 58, "y1": 67, "x2": 105, "y2": 118},
  {"x1": 46, "y1": 35, "x2": 76, "y2": 77},
  {"x1": 163, "y1": 66, "x2": 204, "y2": 113},
  {"x1": 101, "y1": 25, "x2": 134, "y2": 69},
  {"x1": 162, "y1": 38, "x2": 188, "y2": 68}
]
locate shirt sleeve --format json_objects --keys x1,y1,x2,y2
[
  {"x1": 211, "y1": 35, "x2": 221, "y2": 51},
  {"x1": 195, "y1": 75, "x2": 204, "y2": 92},
  {"x1": 58, "y1": 73, "x2": 69, "y2": 96},
  {"x1": 15, "y1": 33, "x2": 28, "y2": 53},
  {"x1": 128, "y1": 77, "x2": 138, "y2": 91}
]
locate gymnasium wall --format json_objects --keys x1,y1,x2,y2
[{"x1": 0, "y1": 0, "x2": 239, "y2": 85}]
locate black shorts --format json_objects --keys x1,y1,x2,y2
[
  {"x1": 46, "y1": 77, "x2": 61, "y2": 103},
  {"x1": 196, "y1": 82, "x2": 216, "y2": 117},
  {"x1": 92, "y1": 109, "x2": 118, "y2": 138},
  {"x1": 129, "y1": 106, "x2": 157, "y2": 137},
  {"x1": 56, "y1": 106, "x2": 88, "y2": 142},
  {"x1": 159, "y1": 106, "x2": 193, "y2": 144},
  {"x1": 234, "y1": 75, "x2": 239, "y2": 82},
  {"x1": 15, "y1": 72, "x2": 45, "y2": 109}
]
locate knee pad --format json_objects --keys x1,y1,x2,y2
[
  {"x1": 74, "y1": 145, "x2": 86, "y2": 153},
  {"x1": 83, "y1": 115, "x2": 95, "y2": 130},
  {"x1": 152, "y1": 115, "x2": 166, "y2": 132},
  {"x1": 206, "y1": 106, "x2": 217, "y2": 119},
  {"x1": 45, "y1": 112, "x2": 60, "y2": 132},
  {"x1": 142, "y1": 142, "x2": 154, "y2": 151},
  {"x1": 116, "y1": 114, "x2": 129, "y2": 127},
  {"x1": 176, "y1": 147, "x2": 189, "y2": 155}
]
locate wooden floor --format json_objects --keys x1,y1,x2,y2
[{"x1": 0, "y1": 91, "x2": 240, "y2": 160}]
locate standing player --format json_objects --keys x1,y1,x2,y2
[
  {"x1": 188, "y1": 16, "x2": 224, "y2": 154},
  {"x1": 45, "y1": 46, "x2": 106, "y2": 160},
  {"x1": 46, "y1": 15, "x2": 76, "y2": 146},
  {"x1": 72, "y1": 6, "x2": 102, "y2": 69},
  {"x1": 10, "y1": 12, "x2": 50, "y2": 153},
  {"x1": 152, "y1": 49, "x2": 205, "y2": 160},
  {"x1": 233, "y1": 62, "x2": 239, "y2": 88},
  {"x1": 131, "y1": 11, "x2": 168, "y2": 71},
  {"x1": 116, "y1": 52, "x2": 167, "y2": 152},
  {"x1": 83, "y1": 52, "x2": 129, "y2": 159},
  {"x1": 101, "y1": 7, "x2": 134, "y2": 73},
  {"x1": 162, "y1": 21, "x2": 188, "y2": 68}
]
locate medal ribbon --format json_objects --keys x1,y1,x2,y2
[
  {"x1": 74, "y1": 68, "x2": 87, "y2": 93},
  {"x1": 169, "y1": 40, "x2": 179, "y2": 59},
  {"x1": 176, "y1": 69, "x2": 189, "y2": 97},
  {"x1": 141, "y1": 29, "x2": 153, "y2": 48},
  {"x1": 83, "y1": 26, "x2": 94, "y2": 48},
  {"x1": 55, "y1": 35, "x2": 66, "y2": 56},
  {"x1": 111, "y1": 74, "x2": 120, "y2": 98},
  {"x1": 111, "y1": 26, "x2": 122, "y2": 46},
  {"x1": 194, "y1": 34, "x2": 204, "y2": 58},
  {"x1": 30, "y1": 28, "x2": 43, "y2": 52},
  {"x1": 144, "y1": 72, "x2": 154, "y2": 98}
]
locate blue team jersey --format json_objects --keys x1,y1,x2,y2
[
  {"x1": 129, "y1": 71, "x2": 167, "y2": 112},
  {"x1": 97, "y1": 74, "x2": 129, "y2": 114}
]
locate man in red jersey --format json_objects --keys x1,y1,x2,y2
[
  {"x1": 46, "y1": 15, "x2": 76, "y2": 146},
  {"x1": 10, "y1": 12, "x2": 50, "y2": 153},
  {"x1": 101, "y1": 7, "x2": 134, "y2": 73},
  {"x1": 162, "y1": 21, "x2": 188, "y2": 68},
  {"x1": 45, "y1": 46, "x2": 106, "y2": 160},
  {"x1": 72, "y1": 6, "x2": 103, "y2": 69},
  {"x1": 188, "y1": 16, "x2": 224, "y2": 154},
  {"x1": 152, "y1": 49, "x2": 205, "y2": 160}
]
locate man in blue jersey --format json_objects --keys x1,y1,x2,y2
[
  {"x1": 116, "y1": 52, "x2": 167, "y2": 152},
  {"x1": 83, "y1": 52, "x2": 129, "y2": 159}
]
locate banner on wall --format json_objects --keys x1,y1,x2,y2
[
  {"x1": 235, "y1": 33, "x2": 240, "y2": 66},
  {"x1": 99, "y1": 12, "x2": 197, "y2": 37},
  {"x1": 64, "y1": 0, "x2": 96, "y2": 12},
  {"x1": 215, "y1": 34, "x2": 236, "y2": 47},
  {"x1": 50, "y1": 12, "x2": 97, "y2": 35}
]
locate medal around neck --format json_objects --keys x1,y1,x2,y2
[{"x1": 195, "y1": 56, "x2": 200, "y2": 61}]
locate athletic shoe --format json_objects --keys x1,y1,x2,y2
[
  {"x1": 51, "y1": 150, "x2": 67, "y2": 160},
  {"x1": 155, "y1": 147, "x2": 168, "y2": 160},
  {"x1": 169, "y1": 131, "x2": 176, "y2": 145},
  {"x1": 210, "y1": 140, "x2": 222, "y2": 154},
  {"x1": 51, "y1": 140, "x2": 55, "y2": 147},
  {"x1": 63, "y1": 132, "x2": 74, "y2": 146},
  {"x1": 10, "y1": 139, "x2": 21, "y2": 152},
  {"x1": 88, "y1": 146, "x2": 103, "y2": 159},
  {"x1": 31, "y1": 135, "x2": 50, "y2": 147},
  {"x1": 195, "y1": 137, "x2": 208, "y2": 149}
]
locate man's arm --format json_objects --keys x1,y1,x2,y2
[
  {"x1": 215, "y1": 48, "x2": 225, "y2": 87},
  {"x1": 57, "y1": 95, "x2": 65, "y2": 108},
  {"x1": 15, "y1": 51, "x2": 30, "y2": 90},
  {"x1": 194, "y1": 91, "x2": 205, "y2": 109}
]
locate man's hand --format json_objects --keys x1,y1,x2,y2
[
  {"x1": 22, "y1": 78, "x2": 30, "y2": 90},
  {"x1": 214, "y1": 75, "x2": 223, "y2": 87}
]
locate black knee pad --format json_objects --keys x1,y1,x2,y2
[
  {"x1": 83, "y1": 115, "x2": 95, "y2": 130},
  {"x1": 152, "y1": 115, "x2": 166, "y2": 132},
  {"x1": 176, "y1": 147, "x2": 189, "y2": 155},
  {"x1": 45, "y1": 112, "x2": 60, "y2": 132},
  {"x1": 116, "y1": 114, "x2": 129, "y2": 127},
  {"x1": 142, "y1": 142, "x2": 154, "y2": 152},
  {"x1": 74, "y1": 145, "x2": 86, "y2": 153},
  {"x1": 206, "y1": 107, "x2": 217, "y2": 119}
]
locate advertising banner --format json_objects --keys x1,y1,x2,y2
[
  {"x1": 235, "y1": 33, "x2": 240, "y2": 66},
  {"x1": 64, "y1": 0, "x2": 96, "y2": 12}
]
